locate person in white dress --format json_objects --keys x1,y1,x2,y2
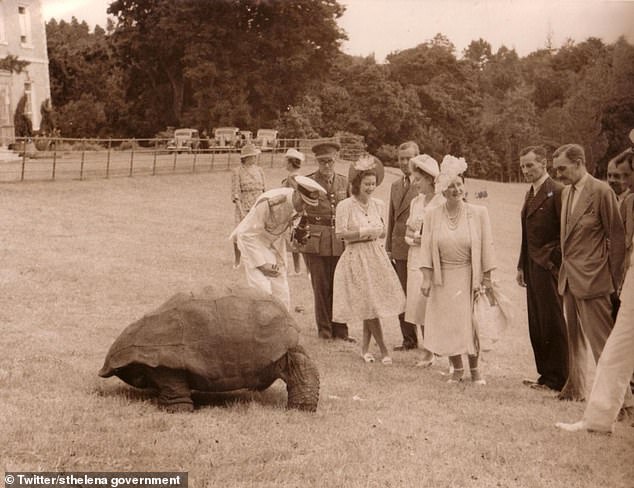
[
  {"x1": 420, "y1": 156, "x2": 496, "y2": 384},
  {"x1": 404, "y1": 155, "x2": 445, "y2": 367},
  {"x1": 332, "y1": 155, "x2": 406, "y2": 364},
  {"x1": 230, "y1": 176, "x2": 326, "y2": 310}
]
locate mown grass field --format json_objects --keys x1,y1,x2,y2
[{"x1": 1, "y1": 161, "x2": 632, "y2": 488}]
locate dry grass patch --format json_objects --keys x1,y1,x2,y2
[{"x1": 1, "y1": 164, "x2": 632, "y2": 487}]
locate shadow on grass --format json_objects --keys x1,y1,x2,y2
[{"x1": 95, "y1": 382, "x2": 287, "y2": 410}]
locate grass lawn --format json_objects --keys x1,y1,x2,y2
[{"x1": 1, "y1": 162, "x2": 632, "y2": 487}]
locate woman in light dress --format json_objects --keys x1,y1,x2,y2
[
  {"x1": 332, "y1": 155, "x2": 405, "y2": 365},
  {"x1": 420, "y1": 156, "x2": 496, "y2": 384},
  {"x1": 281, "y1": 148, "x2": 306, "y2": 274},
  {"x1": 231, "y1": 143, "x2": 266, "y2": 267},
  {"x1": 404, "y1": 155, "x2": 445, "y2": 367}
]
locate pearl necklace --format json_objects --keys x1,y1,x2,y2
[{"x1": 443, "y1": 202, "x2": 463, "y2": 230}]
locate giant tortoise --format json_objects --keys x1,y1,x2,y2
[{"x1": 99, "y1": 285, "x2": 319, "y2": 412}]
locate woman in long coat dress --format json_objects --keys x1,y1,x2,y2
[{"x1": 420, "y1": 156, "x2": 496, "y2": 384}]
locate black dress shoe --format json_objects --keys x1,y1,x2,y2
[{"x1": 393, "y1": 344, "x2": 417, "y2": 351}]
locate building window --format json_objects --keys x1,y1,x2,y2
[{"x1": 18, "y1": 5, "x2": 32, "y2": 46}]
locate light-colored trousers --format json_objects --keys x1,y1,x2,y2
[
  {"x1": 243, "y1": 265, "x2": 290, "y2": 311},
  {"x1": 583, "y1": 266, "x2": 634, "y2": 432}
]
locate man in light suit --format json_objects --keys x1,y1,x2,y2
[
  {"x1": 517, "y1": 146, "x2": 568, "y2": 391},
  {"x1": 553, "y1": 143, "x2": 626, "y2": 401},
  {"x1": 387, "y1": 141, "x2": 422, "y2": 351}
]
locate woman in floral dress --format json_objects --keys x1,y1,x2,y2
[
  {"x1": 332, "y1": 155, "x2": 405, "y2": 365},
  {"x1": 231, "y1": 143, "x2": 266, "y2": 267}
]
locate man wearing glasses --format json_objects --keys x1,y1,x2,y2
[{"x1": 300, "y1": 141, "x2": 355, "y2": 342}]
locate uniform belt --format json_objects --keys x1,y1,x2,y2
[{"x1": 305, "y1": 216, "x2": 335, "y2": 226}]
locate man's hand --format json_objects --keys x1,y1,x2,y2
[
  {"x1": 420, "y1": 279, "x2": 431, "y2": 297},
  {"x1": 258, "y1": 263, "x2": 280, "y2": 277},
  {"x1": 516, "y1": 269, "x2": 526, "y2": 287}
]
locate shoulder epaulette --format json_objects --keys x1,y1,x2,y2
[{"x1": 266, "y1": 194, "x2": 287, "y2": 208}]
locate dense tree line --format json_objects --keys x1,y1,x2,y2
[{"x1": 45, "y1": 0, "x2": 634, "y2": 179}]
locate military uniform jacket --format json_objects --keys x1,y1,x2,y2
[
  {"x1": 518, "y1": 177, "x2": 564, "y2": 274},
  {"x1": 230, "y1": 187, "x2": 296, "y2": 269},
  {"x1": 299, "y1": 171, "x2": 348, "y2": 256}
]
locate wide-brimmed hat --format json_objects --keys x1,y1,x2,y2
[
  {"x1": 311, "y1": 141, "x2": 341, "y2": 160},
  {"x1": 284, "y1": 148, "x2": 305, "y2": 163},
  {"x1": 240, "y1": 143, "x2": 260, "y2": 159},
  {"x1": 410, "y1": 154, "x2": 440, "y2": 179},
  {"x1": 348, "y1": 154, "x2": 385, "y2": 186},
  {"x1": 289, "y1": 175, "x2": 327, "y2": 206}
]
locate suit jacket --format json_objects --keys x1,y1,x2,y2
[
  {"x1": 299, "y1": 171, "x2": 348, "y2": 256},
  {"x1": 386, "y1": 176, "x2": 419, "y2": 260},
  {"x1": 518, "y1": 177, "x2": 563, "y2": 274},
  {"x1": 420, "y1": 203, "x2": 496, "y2": 290},
  {"x1": 559, "y1": 174, "x2": 626, "y2": 298}
]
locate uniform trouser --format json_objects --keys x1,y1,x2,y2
[
  {"x1": 583, "y1": 267, "x2": 634, "y2": 431},
  {"x1": 304, "y1": 254, "x2": 348, "y2": 339},
  {"x1": 525, "y1": 260, "x2": 568, "y2": 390},
  {"x1": 244, "y1": 265, "x2": 290, "y2": 311},
  {"x1": 393, "y1": 259, "x2": 417, "y2": 348}
]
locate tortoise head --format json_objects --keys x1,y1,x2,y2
[{"x1": 278, "y1": 345, "x2": 320, "y2": 412}]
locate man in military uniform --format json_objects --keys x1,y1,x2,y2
[
  {"x1": 300, "y1": 141, "x2": 354, "y2": 341},
  {"x1": 388, "y1": 141, "x2": 421, "y2": 350},
  {"x1": 230, "y1": 176, "x2": 326, "y2": 310}
]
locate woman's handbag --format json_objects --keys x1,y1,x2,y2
[{"x1": 472, "y1": 281, "x2": 513, "y2": 352}]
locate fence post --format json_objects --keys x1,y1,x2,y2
[
  {"x1": 80, "y1": 139, "x2": 86, "y2": 180},
  {"x1": 20, "y1": 139, "x2": 26, "y2": 181},
  {"x1": 227, "y1": 149, "x2": 232, "y2": 169},
  {"x1": 192, "y1": 149, "x2": 197, "y2": 173},
  {"x1": 51, "y1": 145, "x2": 57, "y2": 181},
  {"x1": 210, "y1": 148, "x2": 215, "y2": 172},
  {"x1": 152, "y1": 139, "x2": 158, "y2": 176},
  {"x1": 173, "y1": 150, "x2": 177, "y2": 172},
  {"x1": 129, "y1": 138, "x2": 135, "y2": 177},
  {"x1": 106, "y1": 138, "x2": 111, "y2": 178}
]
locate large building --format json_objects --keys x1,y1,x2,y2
[{"x1": 0, "y1": 0, "x2": 51, "y2": 145}]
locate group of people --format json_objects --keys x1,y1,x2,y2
[{"x1": 228, "y1": 137, "x2": 634, "y2": 434}]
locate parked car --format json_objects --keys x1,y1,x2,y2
[
  {"x1": 255, "y1": 129, "x2": 279, "y2": 151},
  {"x1": 167, "y1": 128, "x2": 200, "y2": 153},
  {"x1": 213, "y1": 127, "x2": 240, "y2": 148}
]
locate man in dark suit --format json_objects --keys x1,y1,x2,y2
[
  {"x1": 516, "y1": 146, "x2": 568, "y2": 391},
  {"x1": 300, "y1": 141, "x2": 353, "y2": 342},
  {"x1": 387, "y1": 141, "x2": 421, "y2": 351},
  {"x1": 554, "y1": 143, "x2": 626, "y2": 401}
]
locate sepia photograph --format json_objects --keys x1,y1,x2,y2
[{"x1": 2, "y1": 0, "x2": 634, "y2": 487}]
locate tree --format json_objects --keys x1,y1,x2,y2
[
  {"x1": 14, "y1": 95, "x2": 32, "y2": 138},
  {"x1": 107, "y1": 0, "x2": 346, "y2": 135}
]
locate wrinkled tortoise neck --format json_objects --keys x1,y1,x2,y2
[{"x1": 278, "y1": 345, "x2": 320, "y2": 412}]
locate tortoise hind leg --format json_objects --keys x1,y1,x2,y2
[
  {"x1": 276, "y1": 345, "x2": 320, "y2": 412},
  {"x1": 145, "y1": 366, "x2": 194, "y2": 413}
]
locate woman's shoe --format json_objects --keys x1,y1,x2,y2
[
  {"x1": 470, "y1": 368, "x2": 486, "y2": 385},
  {"x1": 381, "y1": 356, "x2": 393, "y2": 365},
  {"x1": 362, "y1": 352, "x2": 375, "y2": 363},
  {"x1": 447, "y1": 368, "x2": 464, "y2": 384}
]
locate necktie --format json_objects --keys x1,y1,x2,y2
[
  {"x1": 566, "y1": 185, "x2": 576, "y2": 227},
  {"x1": 403, "y1": 176, "x2": 410, "y2": 191},
  {"x1": 526, "y1": 186, "x2": 535, "y2": 208}
]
